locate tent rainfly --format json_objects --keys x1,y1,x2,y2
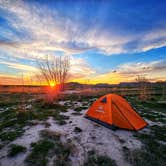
[{"x1": 85, "y1": 94, "x2": 147, "y2": 130}]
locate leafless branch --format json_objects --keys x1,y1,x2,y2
[{"x1": 37, "y1": 55, "x2": 70, "y2": 91}]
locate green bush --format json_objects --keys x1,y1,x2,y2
[
  {"x1": 25, "y1": 140, "x2": 54, "y2": 166},
  {"x1": 25, "y1": 129, "x2": 74, "y2": 166},
  {"x1": 0, "y1": 131, "x2": 23, "y2": 141},
  {"x1": 85, "y1": 151, "x2": 117, "y2": 166},
  {"x1": 74, "y1": 127, "x2": 82, "y2": 133},
  {"x1": 8, "y1": 144, "x2": 26, "y2": 157}
]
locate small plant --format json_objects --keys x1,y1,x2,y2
[
  {"x1": 74, "y1": 106, "x2": 87, "y2": 112},
  {"x1": 44, "y1": 122, "x2": 51, "y2": 128},
  {"x1": 125, "y1": 127, "x2": 166, "y2": 166},
  {"x1": 32, "y1": 101, "x2": 69, "y2": 124},
  {"x1": 74, "y1": 107, "x2": 82, "y2": 112},
  {"x1": 0, "y1": 131, "x2": 23, "y2": 141},
  {"x1": 118, "y1": 138, "x2": 125, "y2": 144},
  {"x1": 84, "y1": 151, "x2": 117, "y2": 166},
  {"x1": 71, "y1": 112, "x2": 82, "y2": 116},
  {"x1": 40, "y1": 129, "x2": 61, "y2": 141},
  {"x1": 8, "y1": 144, "x2": 26, "y2": 157},
  {"x1": 74, "y1": 127, "x2": 82, "y2": 133},
  {"x1": 25, "y1": 140, "x2": 54, "y2": 166},
  {"x1": 25, "y1": 129, "x2": 74, "y2": 166},
  {"x1": 53, "y1": 114, "x2": 69, "y2": 125},
  {"x1": 0, "y1": 143, "x2": 3, "y2": 149},
  {"x1": 40, "y1": 102, "x2": 67, "y2": 112},
  {"x1": 53, "y1": 139, "x2": 73, "y2": 166}
]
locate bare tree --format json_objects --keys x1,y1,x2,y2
[
  {"x1": 136, "y1": 75, "x2": 150, "y2": 101},
  {"x1": 37, "y1": 55, "x2": 70, "y2": 91},
  {"x1": 158, "y1": 81, "x2": 166, "y2": 103}
]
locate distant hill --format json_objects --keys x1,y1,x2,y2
[
  {"x1": 66, "y1": 81, "x2": 166, "y2": 89},
  {"x1": 0, "y1": 81, "x2": 165, "y2": 89}
]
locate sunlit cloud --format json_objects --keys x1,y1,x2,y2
[
  {"x1": 0, "y1": 60, "x2": 38, "y2": 72},
  {"x1": 87, "y1": 60, "x2": 166, "y2": 84},
  {"x1": 0, "y1": 0, "x2": 166, "y2": 84},
  {"x1": 0, "y1": 57, "x2": 95, "y2": 85},
  {"x1": 69, "y1": 57, "x2": 96, "y2": 79},
  {"x1": 0, "y1": 0, "x2": 166, "y2": 59},
  {"x1": 0, "y1": 73, "x2": 20, "y2": 85}
]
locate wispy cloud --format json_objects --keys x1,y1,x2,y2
[
  {"x1": 69, "y1": 57, "x2": 96, "y2": 80},
  {"x1": 0, "y1": 57, "x2": 95, "y2": 84},
  {"x1": 0, "y1": 0, "x2": 166, "y2": 59},
  {"x1": 0, "y1": 0, "x2": 166, "y2": 84},
  {"x1": 90, "y1": 60, "x2": 166, "y2": 83},
  {"x1": 0, "y1": 60, "x2": 38, "y2": 72},
  {"x1": 122, "y1": 60, "x2": 166, "y2": 81},
  {"x1": 0, "y1": 73, "x2": 20, "y2": 85}
]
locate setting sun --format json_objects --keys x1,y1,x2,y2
[{"x1": 50, "y1": 81, "x2": 55, "y2": 87}]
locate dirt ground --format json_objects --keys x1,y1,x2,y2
[{"x1": 0, "y1": 92, "x2": 165, "y2": 166}]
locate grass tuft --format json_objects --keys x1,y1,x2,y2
[
  {"x1": 74, "y1": 127, "x2": 82, "y2": 133},
  {"x1": 25, "y1": 140, "x2": 54, "y2": 166},
  {"x1": 84, "y1": 151, "x2": 117, "y2": 166},
  {"x1": 0, "y1": 130, "x2": 23, "y2": 141},
  {"x1": 74, "y1": 106, "x2": 87, "y2": 112},
  {"x1": 25, "y1": 129, "x2": 74, "y2": 166},
  {"x1": 8, "y1": 144, "x2": 26, "y2": 157}
]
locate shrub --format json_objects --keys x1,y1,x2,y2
[
  {"x1": 8, "y1": 144, "x2": 26, "y2": 157},
  {"x1": 25, "y1": 140, "x2": 54, "y2": 166},
  {"x1": 84, "y1": 151, "x2": 117, "y2": 166},
  {"x1": 74, "y1": 127, "x2": 82, "y2": 133},
  {"x1": 25, "y1": 129, "x2": 74, "y2": 166},
  {"x1": 0, "y1": 131, "x2": 23, "y2": 141}
]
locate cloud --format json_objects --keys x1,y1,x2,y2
[
  {"x1": 89, "y1": 60, "x2": 166, "y2": 83},
  {"x1": 0, "y1": 0, "x2": 166, "y2": 60},
  {"x1": 0, "y1": 73, "x2": 20, "y2": 85},
  {"x1": 0, "y1": 56, "x2": 95, "y2": 84},
  {"x1": 69, "y1": 57, "x2": 96, "y2": 80},
  {"x1": 0, "y1": 0, "x2": 166, "y2": 84},
  {"x1": 117, "y1": 60, "x2": 166, "y2": 75},
  {"x1": 0, "y1": 40, "x2": 18, "y2": 47},
  {"x1": 0, "y1": 60, "x2": 38, "y2": 72},
  {"x1": 1, "y1": 59, "x2": 165, "y2": 85}
]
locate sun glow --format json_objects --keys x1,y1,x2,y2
[{"x1": 50, "y1": 81, "x2": 56, "y2": 87}]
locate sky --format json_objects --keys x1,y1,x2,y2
[{"x1": 0, "y1": 0, "x2": 166, "y2": 85}]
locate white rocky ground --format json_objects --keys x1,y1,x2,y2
[{"x1": 0, "y1": 100, "x2": 145, "y2": 166}]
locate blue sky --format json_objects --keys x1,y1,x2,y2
[{"x1": 0, "y1": 0, "x2": 166, "y2": 84}]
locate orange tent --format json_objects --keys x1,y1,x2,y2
[{"x1": 85, "y1": 94, "x2": 147, "y2": 130}]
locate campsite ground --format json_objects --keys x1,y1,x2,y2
[{"x1": 0, "y1": 90, "x2": 165, "y2": 166}]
